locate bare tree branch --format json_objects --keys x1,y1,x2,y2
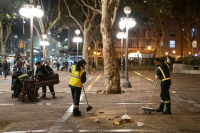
[
  {"x1": 80, "y1": 0, "x2": 102, "y2": 14},
  {"x1": 76, "y1": 0, "x2": 90, "y2": 23},
  {"x1": 111, "y1": 0, "x2": 120, "y2": 26},
  {"x1": 4, "y1": 19, "x2": 13, "y2": 43},
  {"x1": 47, "y1": 0, "x2": 61, "y2": 32},
  {"x1": 33, "y1": 24, "x2": 42, "y2": 40},
  {"x1": 64, "y1": 0, "x2": 83, "y2": 32}
]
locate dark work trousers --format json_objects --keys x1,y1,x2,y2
[
  {"x1": 42, "y1": 85, "x2": 55, "y2": 95},
  {"x1": 160, "y1": 84, "x2": 171, "y2": 111},
  {"x1": 70, "y1": 87, "x2": 82, "y2": 113}
]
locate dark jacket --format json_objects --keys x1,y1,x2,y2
[
  {"x1": 2, "y1": 62, "x2": 8, "y2": 70},
  {"x1": 36, "y1": 64, "x2": 53, "y2": 76}
]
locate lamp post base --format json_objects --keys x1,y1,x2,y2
[
  {"x1": 122, "y1": 80, "x2": 132, "y2": 88},
  {"x1": 120, "y1": 74, "x2": 125, "y2": 79}
]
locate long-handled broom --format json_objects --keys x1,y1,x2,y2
[
  {"x1": 141, "y1": 79, "x2": 159, "y2": 112},
  {"x1": 82, "y1": 86, "x2": 92, "y2": 112}
]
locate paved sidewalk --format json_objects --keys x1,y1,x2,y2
[{"x1": 0, "y1": 70, "x2": 200, "y2": 132}]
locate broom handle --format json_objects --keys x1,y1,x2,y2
[
  {"x1": 147, "y1": 80, "x2": 159, "y2": 107},
  {"x1": 82, "y1": 86, "x2": 89, "y2": 106}
]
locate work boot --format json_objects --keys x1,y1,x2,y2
[
  {"x1": 155, "y1": 108, "x2": 163, "y2": 112},
  {"x1": 41, "y1": 94, "x2": 46, "y2": 99},
  {"x1": 52, "y1": 94, "x2": 56, "y2": 99},
  {"x1": 162, "y1": 110, "x2": 171, "y2": 114},
  {"x1": 155, "y1": 102, "x2": 165, "y2": 112},
  {"x1": 78, "y1": 110, "x2": 81, "y2": 114},
  {"x1": 73, "y1": 112, "x2": 81, "y2": 117}
]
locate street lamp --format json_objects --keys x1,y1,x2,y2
[
  {"x1": 121, "y1": 6, "x2": 136, "y2": 88},
  {"x1": 173, "y1": 51, "x2": 176, "y2": 54},
  {"x1": 117, "y1": 31, "x2": 126, "y2": 79},
  {"x1": 19, "y1": 2, "x2": 43, "y2": 78},
  {"x1": 148, "y1": 46, "x2": 151, "y2": 71},
  {"x1": 73, "y1": 29, "x2": 82, "y2": 62}
]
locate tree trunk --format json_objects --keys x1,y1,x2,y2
[
  {"x1": 82, "y1": 31, "x2": 93, "y2": 74},
  {"x1": 156, "y1": 42, "x2": 161, "y2": 58},
  {"x1": 101, "y1": 2, "x2": 121, "y2": 94},
  {"x1": 94, "y1": 41, "x2": 99, "y2": 67},
  {"x1": 1, "y1": 42, "x2": 6, "y2": 60},
  {"x1": 43, "y1": 46, "x2": 49, "y2": 63}
]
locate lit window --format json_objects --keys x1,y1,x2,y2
[
  {"x1": 161, "y1": 40, "x2": 164, "y2": 47},
  {"x1": 192, "y1": 41, "x2": 197, "y2": 48},
  {"x1": 192, "y1": 29, "x2": 197, "y2": 36},
  {"x1": 170, "y1": 40, "x2": 175, "y2": 48}
]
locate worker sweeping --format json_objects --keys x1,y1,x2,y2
[
  {"x1": 69, "y1": 59, "x2": 87, "y2": 117},
  {"x1": 154, "y1": 58, "x2": 171, "y2": 114}
]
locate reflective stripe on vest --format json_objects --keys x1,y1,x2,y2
[
  {"x1": 165, "y1": 62, "x2": 169, "y2": 69},
  {"x1": 44, "y1": 64, "x2": 50, "y2": 74},
  {"x1": 18, "y1": 74, "x2": 28, "y2": 82},
  {"x1": 69, "y1": 65, "x2": 85, "y2": 88},
  {"x1": 157, "y1": 67, "x2": 170, "y2": 81}
]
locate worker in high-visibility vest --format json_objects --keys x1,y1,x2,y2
[
  {"x1": 154, "y1": 58, "x2": 171, "y2": 114},
  {"x1": 69, "y1": 59, "x2": 87, "y2": 117}
]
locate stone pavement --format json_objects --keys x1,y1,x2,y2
[{"x1": 0, "y1": 69, "x2": 200, "y2": 133}]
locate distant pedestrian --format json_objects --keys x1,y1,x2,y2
[
  {"x1": 0, "y1": 61, "x2": 2, "y2": 76},
  {"x1": 2, "y1": 60, "x2": 8, "y2": 79},
  {"x1": 57, "y1": 62, "x2": 60, "y2": 71},
  {"x1": 92, "y1": 62, "x2": 96, "y2": 73},
  {"x1": 65, "y1": 61, "x2": 68, "y2": 71},
  {"x1": 17, "y1": 60, "x2": 23, "y2": 72},
  {"x1": 26, "y1": 60, "x2": 31, "y2": 71}
]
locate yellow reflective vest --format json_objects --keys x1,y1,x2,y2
[{"x1": 69, "y1": 65, "x2": 85, "y2": 88}]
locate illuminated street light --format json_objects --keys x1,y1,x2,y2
[
  {"x1": 166, "y1": 52, "x2": 168, "y2": 55},
  {"x1": 173, "y1": 51, "x2": 176, "y2": 54},
  {"x1": 117, "y1": 31, "x2": 126, "y2": 79},
  {"x1": 148, "y1": 46, "x2": 151, "y2": 71},
  {"x1": 73, "y1": 29, "x2": 82, "y2": 62},
  {"x1": 19, "y1": 2, "x2": 43, "y2": 78},
  {"x1": 42, "y1": 34, "x2": 47, "y2": 39},
  {"x1": 121, "y1": 6, "x2": 136, "y2": 88},
  {"x1": 94, "y1": 51, "x2": 97, "y2": 55},
  {"x1": 65, "y1": 38, "x2": 68, "y2": 41}
]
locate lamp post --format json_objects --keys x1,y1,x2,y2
[
  {"x1": 121, "y1": 6, "x2": 136, "y2": 88},
  {"x1": 19, "y1": 2, "x2": 43, "y2": 78},
  {"x1": 73, "y1": 29, "x2": 82, "y2": 62},
  {"x1": 137, "y1": 51, "x2": 140, "y2": 66},
  {"x1": 117, "y1": 31, "x2": 126, "y2": 79},
  {"x1": 148, "y1": 46, "x2": 151, "y2": 71}
]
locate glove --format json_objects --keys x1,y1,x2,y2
[{"x1": 155, "y1": 75, "x2": 159, "y2": 80}]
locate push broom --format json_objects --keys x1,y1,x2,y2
[
  {"x1": 82, "y1": 86, "x2": 92, "y2": 112},
  {"x1": 141, "y1": 79, "x2": 159, "y2": 112}
]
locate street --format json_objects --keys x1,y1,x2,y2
[{"x1": 0, "y1": 70, "x2": 200, "y2": 132}]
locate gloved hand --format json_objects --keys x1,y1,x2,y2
[{"x1": 155, "y1": 75, "x2": 159, "y2": 80}]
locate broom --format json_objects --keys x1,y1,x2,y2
[
  {"x1": 82, "y1": 86, "x2": 92, "y2": 112},
  {"x1": 141, "y1": 79, "x2": 159, "y2": 112}
]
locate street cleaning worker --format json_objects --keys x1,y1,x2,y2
[
  {"x1": 92, "y1": 61, "x2": 96, "y2": 73},
  {"x1": 35, "y1": 62, "x2": 56, "y2": 99},
  {"x1": 69, "y1": 59, "x2": 87, "y2": 117},
  {"x1": 154, "y1": 58, "x2": 171, "y2": 114},
  {"x1": 13, "y1": 70, "x2": 33, "y2": 99}
]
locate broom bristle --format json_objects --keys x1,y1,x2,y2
[
  {"x1": 87, "y1": 106, "x2": 92, "y2": 112},
  {"x1": 141, "y1": 106, "x2": 154, "y2": 112}
]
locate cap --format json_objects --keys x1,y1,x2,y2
[
  {"x1": 35, "y1": 61, "x2": 41, "y2": 65},
  {"x1": 79, "y1": 59, "x2": 87, "y2": 64},
  {"x1": 27, "y1": 70, "x2": 33, "y2": 73}
]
